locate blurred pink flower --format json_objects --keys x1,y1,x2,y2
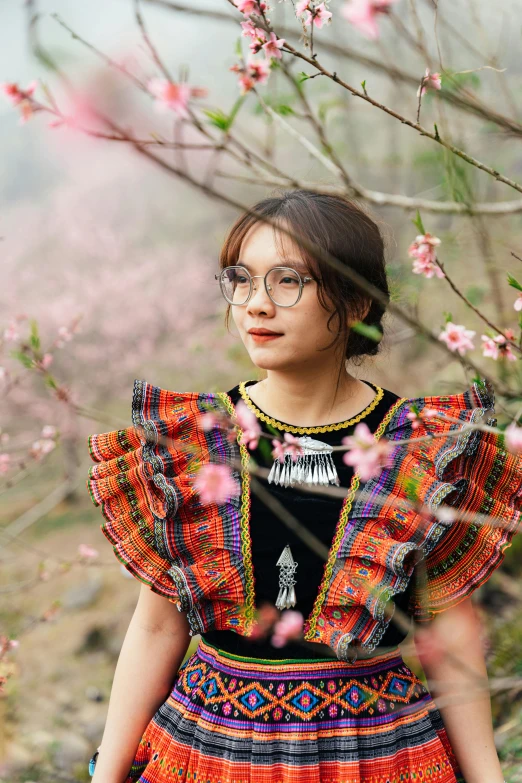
[
  {"x1": 230, "y1": 57, "x2": 271, "y2": 94},
  {"x1": 271, "y1": 432, "x2": 304, "y2": 464},
  {"x1": 40, "y1": 353, "x2": 54, "y2": 369},
  {"x1": 417, "y1": 67, "x2": 442, "y2": 97},
  {"x1": 342, "y1": 423, "x2": 394, "y2": 480},
  {"x1": 147, "y1": 78, "x2": 207, "y2": 119},
  {"x1": 271, "y1": 610, "x2": 304, "y2": 647},
  {"x1": 234, "y1": 0, "x2": 269, "y2": 14},
  {"x1": 438, "y1": 322, "x2": 476, "y2": 355},
  {"x1": 3, "y1": 322, "x2": 20, "y2": 342},
  {"x1": 406, "y1": 406, "x2": 438, "y2": 430},
  {"x1": 78, "y1": 543, "x2": 99, "y2": 560},
  {"x1": 235, "y1": 399, "x2": 262, "y2": 449},
  {"x1": 514, "y1": 293, "x2": 522, "y2": 311},
  {"x1": 250, "y1": 602, "x2": 280, "y2": 640},
  {"x1": 341, "y1": 0, "x2": 398, "y2": 39},
  {"x1": 2, "y1": 80, "x2": 39, "y2": 124},
  {"x1": 41, "y1": 425, "x2": 57, "y2": 439},
  {"x1": 505, "y1": 421, "x2": 522, "y2": 454},
  {"x1": 262, "y1": 31, "x2": 286, "y2": 59},
  {"x1": 30, "y1": 438, "x2": 56, "y2": 460},
  {"x1": 193, "y1": 463, "x2": 241, "y2": 505},
  {"x1": 296, "y1": 0, "x2": 310, "y2": 14},
  {"x1": 0, "y1": 454, "x2": 10, "y2": 474}
]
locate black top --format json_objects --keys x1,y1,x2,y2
[{"x1": 202, "y1": 379, "x2": 414, "y2": 659}]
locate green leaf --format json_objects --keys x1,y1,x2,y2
[
  {"x1": 442, "y1": 311, "x2": 453, "y2": 323},
  {"x1": 361, "y1": 79, "x2": 366, "y2": 90},
  {"x1": 412, "y1": 210, "x2": 425, "y2": 235},
  {"x1": 297, "y1": 71, "x2": 310, "y2": 83},
  {"x1": 257, "y1": 437, "x2": 274, "y2": 463},
  {"x1": 235, "y1": 38, "x2": 242, "y2": 57},
  {"x1": 507, "y1": 273, "x2": 522, "y2": 292},
  {"x1": 350, "y1": 321, "x2": 383, "y2": 343},
  {"x1": 203, "y1": 109, "x2": 233, "y2": 131},
  {"x1": 45, "y1": 375, "x2": 58, "y2": 390},
  {"x1": 10, "y1": 349, "x2": 34, "y2": 369},
  {"x1": 29, "y1": 319, "x2": 40, "y2": 351}
]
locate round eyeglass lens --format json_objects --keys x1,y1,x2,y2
[{"x1": 220, "y1": 266, "x2": 302, "y2": 306}]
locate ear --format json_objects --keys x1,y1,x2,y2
[{"x1": 347, "y1": 299, "x2": 372, "y2": 330}]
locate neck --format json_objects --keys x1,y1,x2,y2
[{"x1": 246, "y1": 369, "x2": 376, "y2": 428}]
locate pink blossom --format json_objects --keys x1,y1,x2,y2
[
  {"x1": 240, "y1": 19, "x2": 262, "y2": 38},
  {"x1": 299, "y1": 2, "x2": 333, "y2": 28},
  {"x1": 230, "y1": 57, "x2": 271, "y2": 94},
  {"x1": 271, "y1": 432, "x2": 304, "y2": 464},
  {"x1": 342, "y1": 422, "x2": 394, "y2": 481},
  {"x1": 417, "y1": 67, "x2": 442, "y2": 98},
  {"x1": 41, "y1": 425, "x2": 57, "y2": 439},
  {"x1": 193, "y1": 463, "x2": 241, "y2": 505},
  {"x1": 4, "y1": 322, "x2": 20, "y2": 342},
  {"x1": 1, "y1": 80, "x2": 39, "y2": 124},
  {"x1": 234, "y1": 0, "x2": 269, "y2": 15},
  {"x1": 505, "y1": 421, "x2": 522, "y2": 454},
  {"x1": 406, "y1": 406, "x2": 438, "y2": 430},
  {"x1": 262, "y1": 32, "x2": 286, "y2": 60},
  {"x1": 438, "y1": 322, "x2": 476, "y2": 355},
  {"x1": 78, "y1": 543, "x2": 99, "y2": 560},
  {"x1": 147, "y1": 78, "x2": 207, "y2": 119},
  {"x1": 514, "y1": 294, "x2": 522, "y2": 312},
  {"x1": 40, "y1": 353, "x2": 54, "y2": 369},
  {"x1": 0, "y1": 454, "x2": 10, "y2": 475},
  {"x1": 199, "y1": 412, "x2": 221, "y2": 431},
  {"x1": 271, "y1": 610, "x2": 304, "y2": 647},
  {"x1": 296, "y1": 0, "x2": 310, "y2": 14},
  {"x1": 30, "y1": 438, "x2": 56, "y2": 460},
  {"x1": 408, "y1": 233, "x2": 444, "y2": 279},
  {"x1": 250, "y1": 602, "x2": 280, "y2": 640},
  {"x1": 248, "y1": 28, "x2": 268, "y2": 54},
  {"x1": 481, "y1": 332, "x2": 518, "y2": 362},
  {"x1": 234, "y1": 400, "x2": 262, "y2": 449},
  {"x1": 340, "y1": 0, "x2": 398, "y2": 39}
]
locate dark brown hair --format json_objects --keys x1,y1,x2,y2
[{"x1": 219, "y1": 188, "x2": 390, "y2": 402}]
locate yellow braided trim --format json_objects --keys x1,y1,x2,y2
[
  {"x1": 217, "y1": 392, "x2": 256, "y2": 635},
  {"x1": 303, "y1": 395, "x2": 409, "y2": 641},
  {"x1": 238, "y1": 380, "x2": 385, "y2": 434}
]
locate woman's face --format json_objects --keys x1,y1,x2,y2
[{"x1": 231, "y1": 221, "x2": 346, "y2": 372}]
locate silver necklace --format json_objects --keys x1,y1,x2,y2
[{"x1": 267, "y1": 435, "x2": 340, "y2": 488}]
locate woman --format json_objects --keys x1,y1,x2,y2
[{"x1": 86, "y1": 190, "x2": 520, "y2": 783}]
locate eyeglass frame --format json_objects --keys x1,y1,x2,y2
[{"x1": 214, "y1": 264, "x2": 318, "y2": 308}]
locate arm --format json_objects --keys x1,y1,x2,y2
[
  {"x1": 91, "y1": 583, "x2": 192, "y2": 783},
  {"x1": 414, "y1": 597, "x2": 504, "y2": 783}
]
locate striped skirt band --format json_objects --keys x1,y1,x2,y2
[{"x1": 123, "y1": 636, "x2": 465, "y2": 783}]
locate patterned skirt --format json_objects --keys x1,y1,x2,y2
[{"x1": 119, "y1": 636, "x2": 465, "y2": 783}]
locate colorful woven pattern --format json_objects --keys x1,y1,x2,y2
[
  {"x1": 121, "y1": 637, "x2": 465, "y2": 783},
  {"x1": 86, "y1": 377, "x2": 522, "y2": 661}
]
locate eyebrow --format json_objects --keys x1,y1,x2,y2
[{"x1": 238, "y1": 261, "x2": 309, "y2": 273}]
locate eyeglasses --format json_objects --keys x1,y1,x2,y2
[{"x1": 215, "y1": 265, "x2": 316, "y2": 307}]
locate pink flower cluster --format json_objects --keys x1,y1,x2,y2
[
  {"x1": 408, "y1": 233, "x2": 444, "y2": 279},
  {"x1": 232, "y1": 1, "x2": 286, "y2": 94},
  {"x1": 295, "y1": 1, "x2": 333, "y2": 29},
  {"x1": 481, "y1": 330, "x2": 517, "y2": 362},
  {"x1": 340, "y1": 0, "x2": 399, "y2": 40}
]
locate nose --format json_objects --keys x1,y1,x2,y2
[{"x1": 247, "y1": 277, "x2": 275, "y2": 310}]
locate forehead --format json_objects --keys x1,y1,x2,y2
[{"x1": 239, "y1": 221, "x2": 307, "y2": 269}]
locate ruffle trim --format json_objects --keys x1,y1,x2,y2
[
  {"x1": 304, "y1": 377, "x2": 522, "y2": 660},
  {"x1": 87, "y1": 379, "x2": 254, "y2": 637}
]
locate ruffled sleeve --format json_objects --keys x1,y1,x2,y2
[
  {"x1": 86, "y1": 378, "x2": 251, "y2": 637},
  {"x1": 390, "y1": 377, "x2": 522, "y2": 623},
  {"x1": 308, "y1": 376, "x2": 522, "y2": 660}
]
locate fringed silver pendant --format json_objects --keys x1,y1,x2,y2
[
  {"x1": 275, "y1": 544, "x2": 298, "y2": 610},
  {"x1": 267, "y1": 435, "x2": 340, "y2": 488}
]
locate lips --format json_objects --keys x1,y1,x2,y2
[{"x1": 248, "y1": 330, "x2": 283, "y2": 335}]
